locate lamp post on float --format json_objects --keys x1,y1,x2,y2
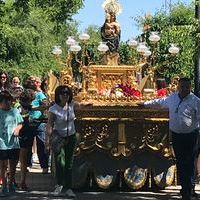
[{"x1": 128, "y1": 32, "x2": 179, "y2": 88}]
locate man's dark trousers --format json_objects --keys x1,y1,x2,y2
[{"x1": 172, "y1": 131, "x2": 198, "y2": 199}]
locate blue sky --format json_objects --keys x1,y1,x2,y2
[{"x1": 73, "y1": 0, "x2": 192, "y2": 41}]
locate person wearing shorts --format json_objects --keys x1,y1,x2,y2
[
  {"x1": 17, "y1": 89, "x2": 35, "y2": 190},
  {"x1": 0, "y1": 91, "x2": 23, "y2": 197}
]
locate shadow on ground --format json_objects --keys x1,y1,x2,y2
[{"x1": 5, "y1": 190, "x2": 182, "y2": 200}]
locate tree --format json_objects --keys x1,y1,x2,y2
[
  {"x1": 0, "y1": 0, "x2": 83, "y2": 80},
  {"x1": 134, "y1": 2, "x2": 199, "y2": 82},
  {"x1": 14, "y1": 0, "x2": 84, "y2": 27}
]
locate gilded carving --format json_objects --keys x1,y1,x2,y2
[
  {"x1": 47, "y1": 70, "x2": 59, "y2": 102},
  {"x1": 60, "y1": 67, "x2": 73, "y2": 86},
  {"x1": 74, "y1": 106, "x2": 174, "y2": 189},
  {"x1": 86, "y1": 65, "x2": 139, "y2": 97},
  {"x1": 135, "y1": 121, "x2": 173, "y2": 157},
  {"x1": 76, "y1": 121, "x2": 112, "y2": 154},
  {"x1": 87, "y1": 69, "x2": 98, "y2": 93},
  {"x1": 111, "y1": 123, "x2": 132, "y2": 157}
]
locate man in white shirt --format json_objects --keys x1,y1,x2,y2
[{"x1": 143, "y1": 77, "x2": 200, "y2": 200}]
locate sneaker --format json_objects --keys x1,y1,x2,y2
[
  {"x1": 52, "y1": 185, "x2": 63, "y2": 197},
  {"x1": 0, "y1": 187, "x2": 8, "y2": 197},
  {"x1": 65, "y1": 189, "x2": 76, "y2": 198}
]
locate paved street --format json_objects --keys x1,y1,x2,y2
[
  {"x1": 11, "y1": 163, "x2": 200, "y2": 199},
  {"x1": 4, "y1": 186, "x2": 200, "y2": 200}
]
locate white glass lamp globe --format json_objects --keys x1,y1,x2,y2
[
  {"x1": 70, "y1": 42, "x2": 81, "y2": 53},
  {"x1": 143, "y1": 49, "x2": 152, "y2": 57},
  {"x1": 66, "y1": 37, "x2": 76, "y2": 46},
  {"x1": 52, "y1": 46, "x2": 62, "y2": 55},
  {"x1": 136, "y1": 43, "x2": 148, "y2": 54},
  {"x1": 79, "y1": 33, "x2": 90, "y2": 41},
  {"x1": 97, "y1": 42, "x2": 109, "y2": 53},
  {"x1": 128, "y1": 39, "x2": 138, "y2": 48},
  {"x1": 149, "y1": 32, "x2": 160, "y2": 43},
  {"x1": 168, "y1": 44, "x2": 180, "y2": 55}
]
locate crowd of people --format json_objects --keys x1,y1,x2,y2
[{"x1": 0, "y1": 71, "x2": 78, "y2": 198}]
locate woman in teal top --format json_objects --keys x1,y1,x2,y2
[
  {"x1": 25, "y1": 76, "x2": 49, "y2": 173},
  {"x1": 0, "y1": 91, "x2": 23, "y2": 197}
]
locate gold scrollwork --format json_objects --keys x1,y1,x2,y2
[
  {"x1": 139, "y1": 125, "x2": 160, "y2": 150},
  {"x1": 77, "y1": 122, "x2": 112, "y2": 153},
  {"x1": 60, "y1": 68, "x2": 73, "y2": 86},
  {"x1": 47, "y1": 70, "x2": 59, "y2": 102},
  {"x1": 78, "y1": 125, "x2": 96, "y2": 152},
  {"x1": 95, "y1": 124, "x2": 112, "y2": 150},
  {"x1": 111, "y1": 123, "x2": 132, "y2": 157},
  {"x1": 87, "y1": 69, "x2": 98, "y2": 93},
  {"x1": 139, "y1": 123, "x2": 172, "y2": 157}
]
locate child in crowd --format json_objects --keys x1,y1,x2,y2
[{"x1": 0, "y1": 91, "x2": 23, "y2": 197}]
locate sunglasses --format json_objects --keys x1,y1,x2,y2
[
  {"x1": 60, "y1": 90, "x2": 69, "y2": 95},
  {"x1": 1, "y1": 76, "x2": 7, "y2": 79}
]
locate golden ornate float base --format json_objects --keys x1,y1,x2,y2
[{"x1": 72, "y1": 106, "x2": 175, "y2": 190}]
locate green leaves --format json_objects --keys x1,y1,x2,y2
[{"x1": 0, "y1": 0, "x2": 83, "y2": 80}]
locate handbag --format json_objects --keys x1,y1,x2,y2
[
  {"x1": 51, "y1": 130, "x2": 66, "y2": 154},
  {"x1": 51, "y1": 104, "x2": 70, "y2": 154}
]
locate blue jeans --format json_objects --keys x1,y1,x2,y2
[{"x1": 27, "y1": 122, "x2": 49, "y2": 169}]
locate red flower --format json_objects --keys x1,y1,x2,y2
[
  {"x1": 157, "y1": 88, "x2": 167, "y2": 97},
  {"x1": 118, "y1": 84, "x2": 141, "y2": 97}
]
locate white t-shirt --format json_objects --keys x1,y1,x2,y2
[{"x1": 49, "y1": 102, "x2": 76, "y2": 137}]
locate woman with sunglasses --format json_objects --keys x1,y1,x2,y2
[
  {"x1": 0, "y1": 71, "x2": 10, "y2": 93},
  {"x1": 46, "y1": 85, "x2": 89, "y2": 197}
]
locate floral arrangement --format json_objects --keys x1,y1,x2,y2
[
  {"x1": 156, "y1": 88, "x2": 168, "y2": 97},
  {"x1": 116, "y1": 84, "x2": 141, "y2": 97},
  {"x1": 99, "y1": 83, "x2": 141, "y2": 98},
  {"x1": 98, "y1": 83, "x2": 168, "y2": 99}
]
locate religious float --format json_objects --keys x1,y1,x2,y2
[{"x1": 48, "y1": 0, "x2": 180, "y2": 190}]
